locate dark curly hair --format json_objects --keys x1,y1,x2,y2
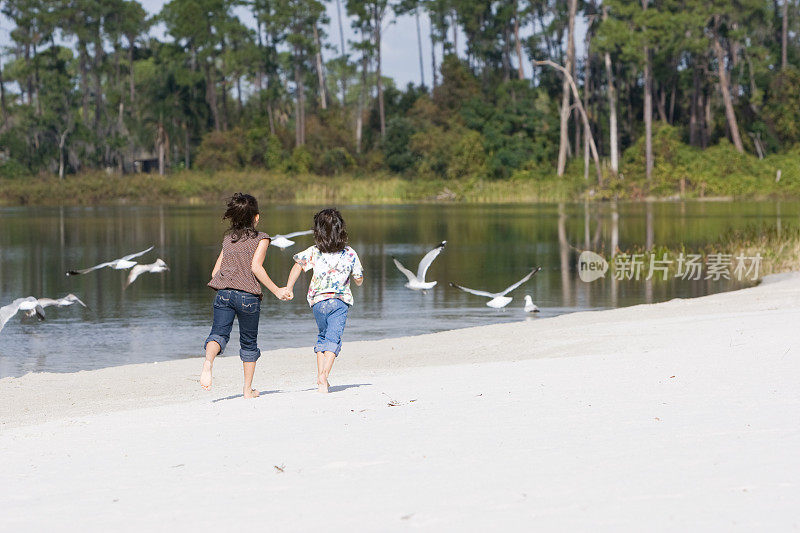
[
  {"x1": 313, "y1": 208, "x2": 348, "y2": 253},
  {"x1": 223, "y1": 192, "x2": 260, "y2": 242}
]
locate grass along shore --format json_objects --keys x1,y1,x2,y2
[{"x1": 2, "y1": 143, "x2": 800, "y2": 207}]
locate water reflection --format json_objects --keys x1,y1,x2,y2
[{"x1": 0, "y1": 201, "x2": 793, "y2": 377}]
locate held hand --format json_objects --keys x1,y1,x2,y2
[{"x1": 275, "y1": 287, "x2": 293, "y2": 301}]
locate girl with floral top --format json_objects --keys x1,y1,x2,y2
[{"x1": 285, "y1": 208, "x2": 363, "y2": 393}]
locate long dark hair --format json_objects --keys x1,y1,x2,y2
[
  {"x1": 313, "y1": 208, "x2": 348, "y2": 253},
  {"x1": 223, "y1": 193, "x2": 259, "y2": 242}
]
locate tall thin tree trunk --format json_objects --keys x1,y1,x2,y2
[
  {"x1": 220, "y1": 59, "x2": 229, "y2": 131},
  {"x1": 79, "y1": 42, "x2": 90, "y2": 123},
  {"x1": 583, "y1": 27, "x2": 591, "y2": 182},
  {"x1": 294, "y1": 50, "x2": 306, "y2": 146},
  {"x1": 557, "y1": 0, "x2": 577, "y2": 176},
  {"x1": 452, "y1": 10, "x2": 458, "y2": 54},
  {"x1": 536, "y1": 60, "x2": 602, "y2": 183},
  {"x1": 128, "y1": 40, "x2": 135, "y2": 104},
  {"x1": 514, "y1": 3, "x2": 525, "y2": 79},
  {"x1": 782, "y1": 0, "x2": 789, "y2": 69},
  {"x1": 313, "y1": 24, "x2": 328, "y2": 110},
  {"x1": 502, "y1": 26, "x2": 512, "y2": 82},
  {"x1": 642, "y1": 0, "x2": 653, "y2": 182},
  {"x1": 335, "y1": 0, "x2": 348, "y2": 105},
  {"x1": 203, "y1": 61, "x2": 221, "y2": 131},
  {"x1": 356, "y1": 43, "x2": 368, "y2": 153},
  {"x1": 604, "y1": 54, "x2": 619, "y2": 175},
  {"x1": 430, "y1": 17, "x2": 438, "y2": 88},
  {"x1": 656, "y1": 84, "x2": 668, "y2": 122},
  {"x1": 375, "y1": 10, "x2": 386, "y2": 138},
  {"x1": 713, "y1": 30, "x2": 744, "y2": 152},
  {"x1": 416, "y1": 9, "x2": 426, "y2": 86},
  {"x1": 0, "y1": 62, "x2": 7, "y2": 125},
  {"x1": 157, "y1": 120, "x2": 165, "y2": 176},
  {"x1": 58, "y1": 128, "x2": 69, "y2": 179},
  {"x1": 690, "y1": 66, "x2": 700, "y2": 146},
  {"x1": 183, "y1": 122, "x2": 190, "y2": 169}
]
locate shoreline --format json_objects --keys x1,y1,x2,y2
[
  {"x1": 2, "y1": 273, "x2": 799, "y2": 530},
  {"x1": 2, "y1": 169, "x2": 799, "y2": 206},
  {"x1": 2, "y1": 271, "x2": 798, "y2": 429}
]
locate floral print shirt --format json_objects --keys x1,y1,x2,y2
[{"x1": 293, "y1": 245, "x2": 363, "y2": 307}]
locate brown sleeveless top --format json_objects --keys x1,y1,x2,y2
[{"x1": 208, "y1": 231, "x2": 270, "y2": 297}]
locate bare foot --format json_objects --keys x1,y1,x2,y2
[
  {"x1": 200, "y1": 360, "x2": 213, "y2": 390},
  {"x1": 243, "y1": 388, "x2": 260, "y2": 399},
  {"x1": 317, "y1": 376, "x2": 329, "y2": 394}
]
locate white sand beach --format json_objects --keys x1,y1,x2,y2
[{"x1": 2, "y1": 273, "x2": 800, "y2": 531}]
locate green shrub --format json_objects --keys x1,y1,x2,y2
[
  {"x1": 317, "y1": 147, "x2": 355, "y2": 176},
  {"x1": 383, "y1": 117, "x2": 418, "y2": 172},
  {"x1": 195, "y1": 129, "x2": 247, "y2": 171},
  {"x1": 0, "y1": 158, "x2": 31, "y2": 180},
  {"x1": 264, "y1": 135, "x2": 284, "y2": 170},
  {"x1": 284, "y1": 146, "x2": 312, "y2": 174}
]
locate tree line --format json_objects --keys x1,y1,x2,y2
[{"x1": 0, "y1": 0, "x2": 798, "y2": 183}]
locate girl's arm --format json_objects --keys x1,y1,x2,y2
[
  {"x1": 251, "y1": 239, "x2": 290, "y2": 300},
  {"x1": 353, "y1": 273, "x2": 364, "y2": 286},
  {"x1": 284, "y1": 262, "x2": 304, "y2": 300},
  {"x1": 211, "y1": 250, "x2": 224, "y2": 277}
]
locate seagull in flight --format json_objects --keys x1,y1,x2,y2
[
  {"x1": 126, "y1": 258, "x2": 169, "y2": 288},
  {"x1": 270, "y1": 230, "x2": 313, "y2": 249},
  {"x1": 392, "y1": 241, "x2": 447, "y2": 291},
  {"x1": 524, "y1": 295, "x2": 540, "y2": 313},
  {"x1": 21, "y1": 294, "x2": 88, "y2": 318},
  {"x1": 0, "y1": 294, "x2": 87, "y2": 333},
  {"x1": 0, "y1": 297, "x2": 42, "y2": 333},
  {"x1": 450, "y1": 267, "x2": 541, "y2": 308},
  {"x1": 66, "y1": 246, "x2": 154, "y2": 276}
]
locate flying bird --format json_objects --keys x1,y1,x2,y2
[
  {"x1": 1, "y1": 294, "x2": 88, "y2": 333},
  {"x1": 66, "y1": 246, "x2": 154, "y2": 276},
  {"x1": 125, "y1": 258, "x2": 169, "y2": 287},
  {"x1": 392, "y1": 241, "x2": 447, "y2": 291},
  {"x1": 524, "y1": 295, "x2": 540, "y2": 313},
  {"x1": 270, "y1": 231, "x2": 313, "y2": 249},
  {"x1": 0, "y1": 297, "x2": 42, "y2": 333},
  {"x1": 450, "y1": 267, "x2": 541, "y2": 308},
  {"x1": 21, "y1": 294, "x2": 88, "y2": 320}
]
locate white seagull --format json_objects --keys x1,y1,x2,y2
[
  {"x1": 66, "y1": 246, "x2": 154, "y2": 276},
  {"x1": 21, "y1": 294, "x2": 88, "y2": 318},
  {"x1": 270, "y1": 230, "x2": 313, "y2": 249},
  {"x1": 0, "y1": 297, "x2": 42, "y2": 333},
  {"x1": 524, "y1": 295, "x2": 540, "y2": 313},
  {"x1": 450, "y1": 267, "x2": 542, "y2": 308},
  {"x1": 0, "y1": 294, "x2": 87, "y2": 333},
  {"x1": 392, "y1": 241, "x2": 447, "y2": 291},
  {"x1": 126, "y1": 258, "x2": 170, "y2": 287}
]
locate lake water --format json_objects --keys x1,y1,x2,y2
[{"x1": 0, "y1": 201, "x2": 795, "y2": 377}]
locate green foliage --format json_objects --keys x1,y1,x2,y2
[
  {"x1": 286, "y1": 146, "x2": 312, "y2": 174},
  {"x1": 317, "y1": 147, "x2": 356, "y2": 175},
  {"x1": 764, "y1": 68, "x2": 800, "y2": 146},
  {"x1": 383, "y1": 117, "x2": 418, "y2": 173},
  {"x1": 195, "y1": 130, "x2": 247, "y2": 171},
  {"x1": 264, "y1": 135, "x2": 284, "y2": 170},
  {"x1": 0, "y1": 158, "x2": 30, "y2": 180},
  {"x1": 0, "y1": 0, "x2": 799, "y2": 199}
]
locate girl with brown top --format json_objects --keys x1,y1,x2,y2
[{"x1": 200, "y1": 193, "x2": 291, "y2": 397}]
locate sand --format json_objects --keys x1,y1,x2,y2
[{"x1": 1, "y1": 273, "x2": 799, "y2": 531}]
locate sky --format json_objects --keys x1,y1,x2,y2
[
  {"x1": 1, "y1": 0, "x2": 587, "y2": 90},
  {"x1": 138, "y1": 0, "x2": 440, "y2": 87}
]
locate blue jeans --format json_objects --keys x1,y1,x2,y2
[
  {"x1": 205, "y1": 289, "x2": 261, "y2": 362},
  {"x1": 312, "y1": 298, "x2": 350, "y2": 356}
]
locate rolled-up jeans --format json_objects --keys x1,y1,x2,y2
[
  {"x1": 205, "y1": 288, "x2": 262, "y2": 362},
  {"x1": 312, "y1": 298, "x2": 350, "y2": 356}
]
